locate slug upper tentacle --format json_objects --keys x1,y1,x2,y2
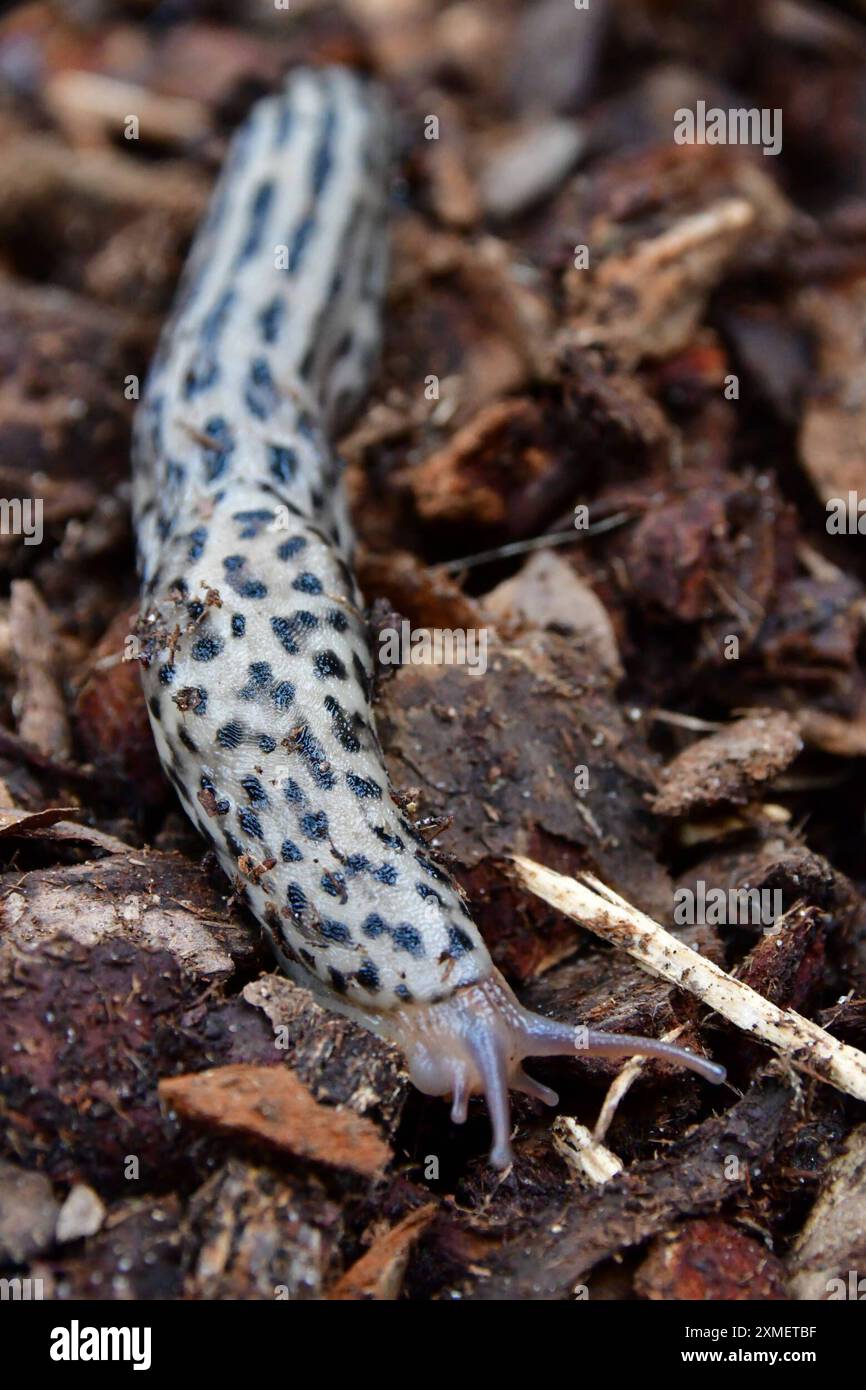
[{"x1": 133, "y1": 65, "x2": 725, "y2": 1170}]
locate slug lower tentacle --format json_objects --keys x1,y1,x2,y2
[{"x1": 133, "y1": 66, "x2": 725, "y2": 1169}]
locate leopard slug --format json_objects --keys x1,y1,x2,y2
[{"x1": 133, "y1": 66, "x2": 724, "y2": 1168}]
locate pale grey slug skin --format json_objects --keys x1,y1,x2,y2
[
  {"x1": 133, "y1": 67, "x2": 493, "y2": 1013},
  {"x1": 133, "y1": 66, "x2": 724, "y2": 1167}
]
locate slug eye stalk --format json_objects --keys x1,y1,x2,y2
[{"x1": 391, "y1": 970, "x2": 726, "y2": 1169}]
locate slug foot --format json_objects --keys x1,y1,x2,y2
[{"x1": 389, "y1": 970, "x2": 726, "y2": 1169}]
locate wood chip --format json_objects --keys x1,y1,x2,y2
[
  {"x1": 9, "y1": 580, "x2": 72, "y2": 760},
  {"x1": 551, "y1": 1117, "x2": 623, "y2": 1186},
  {"x1": 467, "y1": 1073, "x2": 794, "y2": 1300},
  {"x1": 0, "y1": 806, "x2": 77, "y2": 835},
  {"x1": 159, "y1": 1064, "x2": 392, "y2": 1178},
  {"x1": 566, "y1": 198, "x2": 755, "y2": 364},
  {"x1": 329, "y1": 1204, "x2": 436, "y2": 1299},
  {"x1": 483, "y1": 549, "x2": 622, "y2": 676},
  {"x1": 636, "y1": 1219, "x2": 787, "y2": 1301},
  {"x1": 651, "y1": 712, "x2": 803, "y2": 815},
  {"x1": 56, "y1": 1183, "x2": 106, "y2": 1244},
  {"x1": 787, "y1": 1122, "x2": 866, "y2": 1300},
  {"x1": 480, "y1": 119, "x2": 585, "y2": 221},
  {"x1": 45, "y1": 71, "x2": 210, "y2": 148},
  {"x1": 797, "y1": 277, "x2": 866, "y2": 503},
  {"x1": 0, "y1": 1158, "x2": 59, "y2": 1263}
]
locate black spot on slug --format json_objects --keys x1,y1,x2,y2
[
  {"x1": 240, "y1": 774, "x2": 269, "y2": 807},
  {"x1": 283, "y1": 778, "x2": 304, "y2": 805},
  {"x1": 447, "y1": 925, "x2": 474, "y2": 956},
  {"x1": 191, "y1": 634, "x2": 224, "y2": 662},
  {"x1": 355, "y1": 959, "x2": 380, "y2": 991},
  {"x1": 323, "y1": 695, "x2": 361, "y2": 754},
  {"x1": 268, "y1": 445, "x2": 297, "y2": 484},
  {"x1": 287, "y1": 882, "x2": 307, "y2": 917},
  {"x1": 392, "y1": 923, "x2": 424, "y2": 958},
  {"x1": 346, "y1": 772, "x2": 382, "y2": 800},
  {"x1": 321, "y1": 918, "x2": 351, "y2": 945},
  {"x1": 313, "y1": 649, "x2": 347, "y2": 680},
  {"x1": 292, "y1": 571, "x2": 323, "y2": 595},
  {"x1": 216, "y1": 721, "x2": 245, "y2": 750},
  {"x1": 272, "y1": 681, "x2": 295, "y2": 710},
  {"x1": 271, "y1": 610, "x2": 318, "y2": 655},
  {"x1": 277, "y1": 535, "x2": 307, "y2": 561},
  {"x1": 300, "y1": 810, "x2": 328, "y2": 841},
  {"x1": 238, "y1": 807, "x2": 264, "y2": 838}
]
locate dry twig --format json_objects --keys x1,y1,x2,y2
[{"x1": 512, "y1": 857, "x2": 866, "y2": 1103}]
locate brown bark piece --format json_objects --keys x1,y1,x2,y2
[
  {"x1": 797, "y1": 701, "x2": 866, "y2": 758},
  {"x1": 407, "y1": 399, "x2": 552, "y2": 528},
  {"x1": 652, "y1": 713, "x2": 803, "y2": 816},
  {"x1": 0, "y1": 934, "x2": 270, "y2": 1188},
  {"x1": 736, "y1": 904, "x2": 828, "y2": 1015},
  {"x1": 0, "y1": 1158, "x2": 59, "y2": 1263},
  {"x1": 0, "y1": 806, "x2": 77, "y2": 834},
  {"x1": 565, "y1": 197, "x2": 755, "y2": 365},
  {"x1": 9, "y1": 580, "x2": 72, "y2": 760},
  {"x1": 483, "y1": 550, "x2": 622, "y2": 678},
  {"x1": 0, "y1": 132, "x2": 207, "y2": 221},
  {"x1": 635, "y1": 1219, "x2": 787, "y2": 1301},
  {"x1": 329, "y1": 1204, "x2": 436, "y2": 1300},
  {"x1": 378, "y1": 630, "x2": 671, "y2": 924},
  {"x1": 358, "y1": 547, "x2": 485, "y2": 632},
  {"x1": 45, "y1": 71, "x2": 210, "y2": 150},
  {"x1": 0, "y1": 137, "x2": 206, "y2": 315},
  {"x1": 160, "y1": 1063, "x2": 392, "y2": 1178},
  {"x1": 622, "y1": 473, "x2": 787, "y2": 643},
  {"x1": 74, "y1": 603, "x2": 166, "y2": 806},
  {"x1": 798, "y1": 278, "x2": 866, "y2": 503},
  {"x1": 242, "y1": 974, "x2": 409, "y2": 1137},
  {"x1": 381, "y1": 217, "x2": 550, "y2": 427},
  {"x1": 464, "y1": 1074, "x2": 794, "y2": 1300},
  {"x1": 0, "y1": 849, "x2": 260, "y2": 980},
  {"x1": 0, "y1": 280, "x2": 149, "y2": 505},
  {"x1": 787, "y1": 1123, "x2": 866, "y2": 1300}
]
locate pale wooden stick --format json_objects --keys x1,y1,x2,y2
[
  {"x1": 593, "y1": 1025, "x2": 686, "y2": 1140},
  {"x1": 511, "y1": 856, "x2": 866, "y2": 1104},
  {"x1": 552, "y1": 1117, "x2": 623, "y2": 1186}
]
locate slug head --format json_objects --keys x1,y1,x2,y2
[{"x1": 389, "y1": 970, "x2": 725, "y2": 1169}]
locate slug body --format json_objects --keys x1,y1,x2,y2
[{"x1": 134, "y1": 68, "x2": 724, "y2": 1168}]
